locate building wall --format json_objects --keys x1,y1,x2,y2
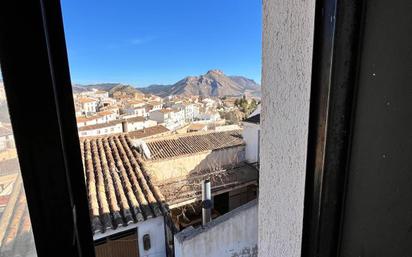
[
  {"x1": 136, "y1": 216, "x2": 166, "y2": 257},
  {"x1": 174, "y1": 200, "x2": 257, "y2": 257},
  {"x1": 144, "y1": 146, "x2": 245, "y2": 182},
  {"x1": 242, "y1": 123, "x2": 260, "y2": 163},
  {"x1": 149, "y1": 111, "x2": 166, "y2": 123},
  {"x1": 127, "y1": 121, "x2": 144, "y2": 132},
  {"x1": 144, "y1": 120, "x2": 157, "y2": 128},
  {"x1": 78, "y1": 123, "x2": 123, "y2": 137},
  {"x1": 259, "y1": 0, "x2": 315, "y2": 257}
]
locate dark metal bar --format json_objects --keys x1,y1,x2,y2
[
  {"x1": 0, "y1": 1, "x2": 95, "y2": 257},
  {"x1": 301, "y1": 0, "x2": 365, "y2": 256}
]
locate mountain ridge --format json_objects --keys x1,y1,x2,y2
[
  {"x1": 73, "y1": 70, "x2": 260, "y2": 97},
  {"x1": 141, "y1": 70, "x2": 260, "y2": 97}
]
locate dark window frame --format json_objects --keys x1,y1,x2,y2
[
  {"x1": 301, "y1": 0, "x2": 365, "y2": 257},
  {"x1": 0, "y1": 1, "x2": 95, "y2": 257}
]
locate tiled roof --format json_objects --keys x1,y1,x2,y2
[
  {"x1": 0, "y1": 176, "x2": 36, "y2": 257},
  {"x1": 125, "y1": 116, "x2": 145, "y2": 123},
  {"x1": 144, "y1": 130, "x2": 244, "y2": 160},
  {"x1": 76, "y1": 116, "x2": 98, "y2": 123},
  {"x1": 127, "y1": 125, "x2": 170, "y2": 140},
  {"x1": 187, "y1": 123, "x2": 207, "y2": 131},
  {"x1": 147, "y1": 101, "x2": 161, "y2": 106},
  {"x1": 97, "y1": 111, "x2": 115, "y2": 116},
  {"x1": 126, "y1": 100, "x2": 145, "y2": 105},
  {"x1": 78, "y1": 119, "x2": 123, "y2": 131},
  {"x1": 80, "y1": 135, "x2": 166, "y2": 234},
  {"x1": 78, "y1": 97, "x2": 97, "y2": 104},
  {"x1": 157, "y1": 109, "x2": 174, "y2": 114}
]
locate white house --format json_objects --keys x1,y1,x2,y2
[
  {"x1": 242, "y1": 110, "x2": 260, "y2": 164},
  {"x1": 149, "y1": 109, "x2": 185, "y2": 130},
  {"x1": 124, "y1": 106, "x2": 146, "y2": 117},
  {"x1": 77, "y1": 97, "x2": 98, "y2": 114},
  {"x1": 99, "y1": 97, "x2": 117, "y2": 109},
  {"x1": 146, "y1": 101, "x2": 163, "y2": 112},
  {"x1": 76, "y1": 111, "x2": 117, "y2": 128},
  {"x1": 99, "y1": 105, "x2": 120, "y2": 116},
  {"x1": 76, "y1": 116, "x2": 98, "y2": 128},
  {"x1": 96, "y1": 111, "x2": 117, "y2": 123},
  {"x1": 125, "y1": 99, "x2": 145, "y2": 109},
  {"x1": 122, "y1": 116, "x2": 145, "y2": 132},
  {"x1": 198, "y1": 111, "x2": 221, "y2": 122},
  {"x1": 78, "y1": 120, "x2": 123, "y2": 137},
  {"x1": 201, "y1": 98, "x2": 216, "y2": 109},
  {"x1": 172, "y1": 103, "x2": 199, "y2": 122}
]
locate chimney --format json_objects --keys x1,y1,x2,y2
[
  {"x1": 201, "y1": 179, "x2": 212, "y2": 226},
  {"x1": 122, "y1": 120, "x2": 128, "y2": 133}
]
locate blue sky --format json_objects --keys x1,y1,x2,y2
[{"x1": 61, "y1": 0, "x2": 262, "y2": 87}]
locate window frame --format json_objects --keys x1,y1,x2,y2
[
  {"x1": 301, "y1": 0, "x2": 365, "y2": 256},
  {"x1": 0, "y1": 1, "x2": 95, "y2": 257}
]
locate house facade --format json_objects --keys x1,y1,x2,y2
[
  {"x1": 149, "y1": 109, "x2": 185, "y2": 130},
  {"x1": 242, "y1": 112, "x2": 260, "y2": 164}
]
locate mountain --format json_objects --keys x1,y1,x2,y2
[
  {"x1": 140, "y1": 70, "x2": 260, "y2": 97},
  {"x1": 72, "y1": 83, "x2": 144, "y2": 96},
  {"x1": 228, "y1": 76, "x2": 260, "y2": 90}
]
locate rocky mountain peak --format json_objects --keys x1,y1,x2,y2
[
  {"x1": 141, "y1": 70, "x2": 261, "y2": 97},
  {"x1": 206, "y1": 69, "x2": 225, "y2": 76}
]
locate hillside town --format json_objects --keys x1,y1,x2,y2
[
  {"x1": 73, "y1": 86, "x2": 259, "y2": 139},
  {"x1": 0, "y1": 80, "x2": 261, "y2": 257}
]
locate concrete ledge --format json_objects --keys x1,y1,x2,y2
[{"x1": 175, "y1": 199, "x2": 258, "y2": 243}]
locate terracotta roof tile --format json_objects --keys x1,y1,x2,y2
[
  {"x1": 78, "y1": 97, "x2": 97, "y2": 104},
  {"x1": 127, "y1": 125, "x2": 170, "y2": 140},
  {"x1": 80, "y1": 135, "x2": 166, "y2": 234},
  {"x1": 78, "y1": 119, "x2": 123, "y2": 131},
  {"x1": 144, "y1": 130, "x2": 244, "y2": 160},
  {"x1": 0, "y1": 176, "x2": 36, "y2": 257}
]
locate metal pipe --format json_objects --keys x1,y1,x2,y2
[{"x1": 201, "y1": 179, "x2": 212, "y2": 226}]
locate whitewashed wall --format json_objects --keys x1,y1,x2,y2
[
  {"x1": 259, "y1": 0, "x2": 315, "y2": 257},
  {"x1": 136, "y1": 216, "x2": 166, "y2": 257},
  {"x1": 242, "y1": 122, "x2": 260, "y2": 163},
  {"x1": 174, "y1": 200, "x2": 257, "y2": 257}
]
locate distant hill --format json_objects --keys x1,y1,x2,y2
[
  {"x1": 72, "y1": 83, "x2": 144, "y2": 96},
  {"x1": 140, "y1": 70, "x2": 261, "y2": 97}
]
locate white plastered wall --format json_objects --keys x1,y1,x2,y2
[{"x1": 259, "y1": 0, "x2": 315, "y2": 256}]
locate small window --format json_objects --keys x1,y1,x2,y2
[{"x1": 143, "y1": 234, "x2": 151, "y2": 251}]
